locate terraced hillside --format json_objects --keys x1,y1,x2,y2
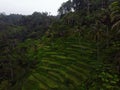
[{"x1": 9, "y1": 37, "x2": 99, "y2": 90}]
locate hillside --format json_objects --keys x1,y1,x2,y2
[{"x1": 0, "y1": 0, "x2": 120, "y2": 90}]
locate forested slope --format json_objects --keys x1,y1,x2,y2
[{"x1": 0, "y1": 0, "x2": 120, "y2": 90}]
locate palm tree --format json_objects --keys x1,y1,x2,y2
[{"x1": 109, "y1": 1, "x2": 120, "y2": 31}]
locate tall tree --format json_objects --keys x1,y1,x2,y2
[
  {"x1": 72, "y1": 0, "x2": 86, "y2": 11},
  {"x1": 58, "y1": 0, "x2": 73, "y2": 16}
]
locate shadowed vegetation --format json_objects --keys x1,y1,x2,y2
[{"x1": 0, "y1": 0, "x2": 120, "y2": 90}]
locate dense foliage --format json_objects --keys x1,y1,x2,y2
[{"x1": 0, "y1": 0, "x2": 120, "y2": 90}]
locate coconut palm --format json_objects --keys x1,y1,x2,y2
[{"x1": 109, "y1": 1, "x2": 120, "y2": 31}]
